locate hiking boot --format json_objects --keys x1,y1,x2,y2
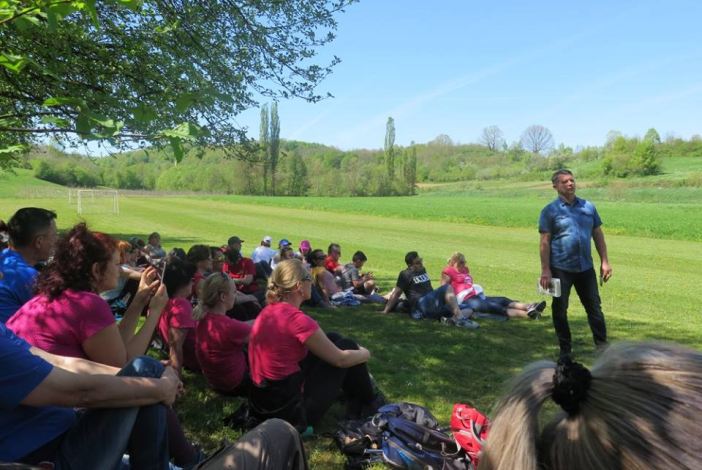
[{"x1": 527, "y1": 301, "x2": 547, "y2": 320}]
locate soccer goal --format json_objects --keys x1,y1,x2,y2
[{"x1": 72, "y1": 189, "x2": 120, "y2": 215}]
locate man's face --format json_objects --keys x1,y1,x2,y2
[
  {"x1": 35, "y1": 219, "x2": 58, "y2": 261},
  {"x1": 330, "y1": 248, "x2": 341, "y2": 261},
  {"x1": 554, "y1": 173, "x2": 576, "y2": 199},
  {"x1": 354, "y1": 259, "x2": 365, "y2": 269},
  {"x1": 410, "y1": 257, "x2": 424, "y2": 272},
  {"x1": 230, "y1": 242, "x2": 241, "y2": 252}
]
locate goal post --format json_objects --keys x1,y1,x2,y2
[{"x1": 75, "y1": 189, "x2": 120, "y2": 215}]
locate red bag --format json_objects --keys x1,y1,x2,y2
[{"x1": 450, "y1": 403, "x2": 490, "y2": 467}]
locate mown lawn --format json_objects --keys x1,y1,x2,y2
[{"x1": 2, "y1": 183, "x2": 702, "y2": 468}]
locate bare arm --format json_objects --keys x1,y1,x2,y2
[
  {"x1": 31, "y1": 346, "x2": 121, "y2": 375},
  {"x1": 118, "y1": 266, "x2": 159, "y2": 344},
  {"x1": 124, "y1": 284, "x2": 168, "y2": 359},
  {"x1": 21, "y1": 364, "x2": 178, "y2": 408},
  {"x1": 382, "y1": 287, "x2": 403, "y2": 314},
  {"x1": 304, "y1": 329, "x2": 370, "y2": 368},
  {"x1": 440, "y1": 273, "x2": 451, "y2": 286},
  {"x1": 539, "y1": 232, "x2": 552, "y2": 289},
  {"x1": 592, "y1": 226, "x2": 612, "y2": 282},
  {"x1": 167, "y1": 327, "x2": 188, "y2": 375}
]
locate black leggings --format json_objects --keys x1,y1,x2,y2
[{"x1": 249, "y1": 332, "x2": 374, "y2": 429}]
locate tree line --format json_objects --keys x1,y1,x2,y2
[{"x1": 26, "y1": 124, "x2": 702, "y2": 196}]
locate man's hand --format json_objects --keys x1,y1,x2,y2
[
  {"x1": 600, "y1": 261, "x2": 613, "y2": 283},
  {"x1": 159, "y1": 367, "x2": 182, "y2": 406},
  {"x1": 540, "y1": 268, "x2": 552, "y2": 290}
]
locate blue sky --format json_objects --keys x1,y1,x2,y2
[{"x1": 234, "y1": 0, "x2": 702, "y2": 151}]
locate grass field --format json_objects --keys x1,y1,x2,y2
[{"x1": 2, "y1": 171, "x2": 702, "y2": 468}]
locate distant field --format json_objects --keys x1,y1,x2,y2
[{"x1": 2, "y1": 168, "x2": 702, "y2": 467}]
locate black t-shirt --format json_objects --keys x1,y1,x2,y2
[{"x1": 396, "y1": 268, "x2": 433, "y2": 311}]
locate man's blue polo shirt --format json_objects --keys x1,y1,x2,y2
[
  {"x1": 0, "y1": 248, "x2": 38, "y2": 323},
  {"x1": 538, "y1": 196, "x2": 602, "y2": 273}
]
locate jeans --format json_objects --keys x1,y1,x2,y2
[
  {"x1": 550, "y1": 267, "x2": 607, "y2": 355},
  {"x1": 416, "y1": 284, "x2": 451, "y2": 319},
  {"x1": 460, "y1": 296, "x2": 512, "y2": 316},
  {"x1": 54, "y1": 356, "x2": 170, "y2": 470}
]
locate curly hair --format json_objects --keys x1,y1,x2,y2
[{"x1": 36, "y1": 223, "x2": 117, "y2": 299}]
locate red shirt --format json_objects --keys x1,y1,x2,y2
[
  {"x1": 195, "y1": 312, "x2": 251, "y2": 392},
  {"x1": 190, "y1": 271, "x2": 205, "y2": 300},
  {"x1": 324, "y1": 255, "x2": 340, "y2": 273},
  {"x1": 442, "y1": 266, "x2": 476, "y2": 301},
  {"x1": 158, "y1": 297, "x2": 198, "y2": 371},
  {"x1": 248, "y1": 302, "x2": 319, "y2": 385},
  {"x1": 223, "y1": 257, "x2": 258, "y2": 295}
]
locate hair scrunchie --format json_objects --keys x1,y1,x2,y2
[{"x1": 552, "y1": 357, "x2": 592, "y2": 415}]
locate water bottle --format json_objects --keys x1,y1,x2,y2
[{"x1": 537, "y1": 278, "x2": 561, "y2": 297}]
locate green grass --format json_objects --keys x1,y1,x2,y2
[{"x1": 2, "y1": 172, "x2": 702, "y2": 468}]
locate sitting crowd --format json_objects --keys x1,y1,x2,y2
[{"x1": 4, "y1": 206, "x2": 699, "y2": 470}]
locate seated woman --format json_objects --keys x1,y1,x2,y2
[
  {"x1": 480, "y1": 342, "x2": 702, "y2": 470},
  {"x1": 194, "y1": 272, "x2": 252, "y2": 396},
  {"x1": 187, "y1": 244, "x2": 213, "y2": 301},
  {"x1": 160, "y1": 258, "x2": 200, "y2": 376},
  {"x1": 100, "y1": 239, "x2": 143, "y2": 316},
  {"x1": 442, "y1": 252, "x2": 546, "y2": 319},
  {"x1": 6, "y1": 223, "x2": 200, "y2": 468},
  {"x1": 248, "y1": 259, "x2": 382, "y2": 432},
  {"x1": 145, "y1": 231, "x2": 166, "y2": 261}
]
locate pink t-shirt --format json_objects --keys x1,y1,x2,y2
[
  {"x1": 442, "y1": 266, "x2": 476, "y2": 302},
  {"x1": 158, "y1": 297, "x2": 198, "y2": 371},
  {"x1": 248, "y1": 302, "x2": 319, "y2": 385},
  {"x1": 7, "y1": 290, "x2": 114, "y2": 359},
  {"x1": 195, "y1": 312, "x2": 251, "y2": 392}
]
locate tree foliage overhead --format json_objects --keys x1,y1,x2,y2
[{"x1": 0, "y1": 0, "x2": 355, "y2": 164}]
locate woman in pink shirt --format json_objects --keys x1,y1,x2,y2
[
  {"x1": 7, "y1": 223, "x2": 200, "y2": 467},
  {"x1": 248, "y1": 259, "x2": 382, "y2": 432},
  {"x1": 441, "y1": 252, "x2": 546, "y2": 319},
  {"x1": 194, "y1": 272, "x2": 252, "y2": 396},
  {"x1": 160, "y1": 258, "x2": 200, "y2": 376}
]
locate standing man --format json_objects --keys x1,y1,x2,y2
[
  {"x1": 539, "y1": 169, "x2": 612, "y2": 358},
  {"x1": 0, "y1": 207, "x2": 58, "y2": 323}
]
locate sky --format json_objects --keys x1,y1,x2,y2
[{"x1": 232, "y1": 0, "x2": 702, "y2": 151}]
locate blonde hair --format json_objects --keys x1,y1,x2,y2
[
  {"x1": 192, "y1": 272, "x2": 231, "y2": 320},
  {"x1": 479, "y1": 342, "x2": 702, "y2": 470},
  {"x1": 447, "y1": 252, "x2": 466, "y2": 266},
  {"x1": 267, "y1": 259, "x2": 308, "y2": 304}
]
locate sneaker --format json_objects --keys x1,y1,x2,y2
[
  {"x1": 441, "y1": 316, "x2": 453, "y2": 325},
  {"x1": 454, "y1": 317, "x2": 480, "y2": 329},
  {"x1": 410, "y1": 310, "x2": 424, "y2": 320},
  {"x1": 527, "y1": 301, "x2": 547, "y2": 320}
]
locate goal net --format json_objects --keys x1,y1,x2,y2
[{"x1": 70, "y1": 189, "x2": 120, "y2": 215}]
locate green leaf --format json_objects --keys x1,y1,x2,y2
[
  {"x1": 40, "y1": 116, "x2": 71, "y2": 127},
  {"x1": 169, "y1": 137, "x2": 184, "y2": 162},
  {"x1": 132, "y1": 104, "x2": 157, "y2": 123},
  {"x1": 175, "y1": 93, "x2": 197, "y2": 113},
  {"x1": 159, "y1": 122, "x2": 201, "y2": 141},
  {"x1": 0, "y1": 144, "x2": 27, "y2": 155},
  {"x1": 0, "y1": 53, "x2": 29, "y2": 73},
  {"x1": 118, "y1": 0, "x2": 144, "y2": 11},
  {"x1": 43, "y1": 97, "x2": 87, "y2": 108}
]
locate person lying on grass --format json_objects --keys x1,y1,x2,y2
[
  {"x1": 248, "y1": 259, "x2": 384, "y2": 432},
  {"x1": 442, "y1": 252, "x2": 546, "y2": 320},
  {"x1": 382, "y1": 251, "x2": 478, "y2": 329}
]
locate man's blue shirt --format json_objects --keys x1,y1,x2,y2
[
  {"x1": 539, "y1": 196, "x2": 602, "y2": 273},
  {"x1": 0, "y1": 323, "x2": 75, "y2": 461},
  {"x1": 0, "y1": 248, "x2": 38, "y2": 323}
]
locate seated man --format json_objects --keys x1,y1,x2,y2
[
  {"x1": 0, "y1": 321, "x2": 177, "y2": 467},
  {"x1": 0, "y1": 207, "x2": 57, "y2": 323},
  {"x1": 341, "y1": 251, "x2": 377, "y2": 295},
  {"x1": 382, "y1": 251, "x2": 478, "y2": 329},
  {"x1": 324, "y1": 243, "x2": 344, "y2": 279},
  {"x1": 223, "y1": 236, "x2": 262, "y2": 301},
  {"x1": 2, "y1": 320, "x2": 308, "y2": 469},
  {"x1": 251, "y1": 235, "x2": 276, "y2": 265}
]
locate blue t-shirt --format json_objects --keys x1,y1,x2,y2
[
  {"x1": 538, "y1": 196, "x2": 602, "y2": 273},
  {"x1": 0, "y1": 248, "x2": 38, "y2": 323},
  {"x1": 0, "y1": 323, "x2": 75, "y2": 461}
]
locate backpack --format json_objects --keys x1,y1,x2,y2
[
  {"x1": 333, "y1": 402, "x2": 472, "y2": 470},
  {"x1": 449, "y1": 403, "x2": 490, "y2": 468}
]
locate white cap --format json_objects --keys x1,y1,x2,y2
[{"x1": 263, "y1": 235, "x2": 272, "y2": 243}]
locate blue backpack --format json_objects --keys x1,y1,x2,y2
[{"x1": 333, "y1": 402, "x2": 472, "y2": 470}]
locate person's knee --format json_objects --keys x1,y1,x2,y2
[
  {"x1": 334, "y1": 336, "x2": 359, "y2": 351},
  {"x1": 120, "y1": 356, "x2": 164, "y2": 378}
]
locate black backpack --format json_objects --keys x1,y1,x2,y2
[{"x1": 333, "y1": 402, "x2": 472, "y2": 470}]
